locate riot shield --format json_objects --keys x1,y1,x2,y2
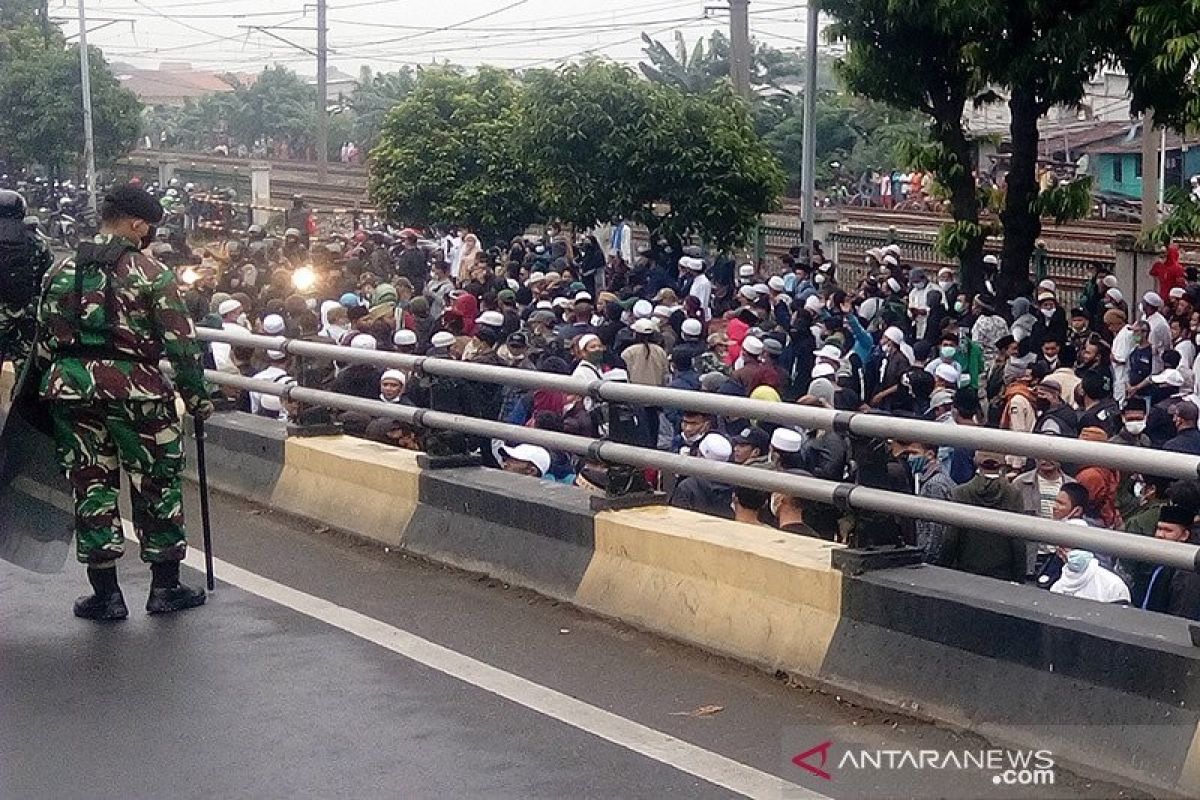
[{"x1": 0, "y1": 393, "x2": 73, "y2": 574}]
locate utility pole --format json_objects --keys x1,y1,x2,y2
[
  {"x1": 316, "y1": 0, "x2": 329, "y2": 183},
  {"x1": 800, "y1": 1, "x2": 818, "y2": 254},
  {"x1": 1141, "y1": 110, "x2": 1159, "y2": 236},
  {"x1": 728, "y1": 0, "x2": 752, "y2": 101},
  {"x1": 41, "y1": 0, "x2": 51, "y2": 48},
  {"x1": 77, "y1": 0, "x2": 98, "y2": 213}
]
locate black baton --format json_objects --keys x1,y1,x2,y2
[{"x1": 194, "y1": 417, "x2": 215, "y2": 591}]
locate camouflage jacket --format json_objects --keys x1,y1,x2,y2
[{"x1": 35, "y1": 234, "x2": 207, "y2": 410}]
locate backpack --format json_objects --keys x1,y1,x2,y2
[{"x1": 0, "y1": 226, "x2": 37, "y2": 308}]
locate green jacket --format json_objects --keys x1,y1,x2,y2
[
  {"x1": 943, "y1": 474, "x2": 1029, "y2": 582},
  {"x1": 35, "y1": 234, "x2": 207, "y2": 411}
]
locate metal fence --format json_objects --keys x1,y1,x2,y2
[{"x1": 196, "y1": 329, "x2": 1200, "y2": 572}]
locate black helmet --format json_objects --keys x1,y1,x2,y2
[{"x1": 0, "y1": 189, "x2": 26, "y2": 219}]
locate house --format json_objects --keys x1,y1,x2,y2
[
  {"x1": 113, "y1": 62, "x2": 254, "y2": 108},
  {"x1": 1090, "y1": 129, "x2": 1200, "y2": 199}
]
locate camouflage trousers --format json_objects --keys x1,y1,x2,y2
[
  {"x1": 49, "y1": 399, "x2": 188, "y2": 564},
  {"x1": 0, "y1": 306, "x2": 33, "y2": 373}
]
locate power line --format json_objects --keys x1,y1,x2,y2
[
  {"x1": 512, "y1": 15, "x2": 712, "y2": 70},
  {"x1": 348, "y1": 0, "x2": 532, "y2": 48}
]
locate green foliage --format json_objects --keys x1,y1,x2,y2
[
  {"x1": 1147, "y1": 186, "x2": 1200, "y2": 248},
  {"x1": 350, "y1": 67, "x2": 417, "y2": 151},
  {"x1": 935, "y1": 220, "x2": 986, "y2": 259},
  {"x1": 1034, "y1": 176, "x2": 1095, "y2": 225},
  {"x1": 0, "y1": 42, "x2": 141, "y2": 172},
  {"x1": 231, "y1": 66, "x2": 318, "y2": 150},
  {"x1": 519, "y1": 61, "x2": 783, "y2": 250},
  {"x1": 369, "y1": 67, "x2": 539, "y2": 243},
  {"x1": 1126, "y1": 0, "x2": 1200, "y2": 128}
]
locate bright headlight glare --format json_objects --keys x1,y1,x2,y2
[
  {"x1": 292, "y1": 266, "x2": 316, "y2": 292},
  {"x1": 180, "y1": 268, "x2": 199, "y2": 286}
]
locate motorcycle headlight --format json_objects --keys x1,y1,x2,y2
[
  {"x1": 292, "y1": 266, "x2": 317, "y2": 292},
  {"x1": 180, "y1": 268, "x2": 199, "y2": 286}
]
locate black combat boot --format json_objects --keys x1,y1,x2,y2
[
  {"x1": 146, "y1": 561, "x2": 206, "y2": 615},
  {"x1": 73, "y1": 565, "x2": 129, "y2": 622}
]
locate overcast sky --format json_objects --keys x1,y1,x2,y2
[{"x1": 60, "y1": 0, "x2": 816, "y2": 75}]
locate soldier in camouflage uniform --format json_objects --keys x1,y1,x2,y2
[
  {"x1": 0, "y1": 189, "x2": 53, "y2": 374},
  {"x1": 34, "y1": 184, "x2": 214, "y2": 621}
]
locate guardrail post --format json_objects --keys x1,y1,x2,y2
[
  {"x1": 249, "y1": 161, "x2": 271, "y2": 227},
  {"x1": 1034, "y1": 242, "x2": 1048, "y2": 283},
  {"x1": 157, "y1": 156, "x2": 178, "y2": 187}
]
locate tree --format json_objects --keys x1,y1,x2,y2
[
  {"x1": 350, "y1": 66, "x2": 416, "y2": 152},
  {"x1": 824, "y1": 0, "x2": 990, "y2": 293},
  {"x1": 520, "y1": 61, "x2": 783, "y2": 250},
  {"x1": 1126, "y1": 0, "x2": 1200, "y2": 129},
  {"x1": 369, "y1": 67, "x2": 540, "y2": 243},
  {"x1": 0, "y1": 42, "x2": 141, "y2": 174},
  {"x1": 638, "y1": 31, "x2": 731, "y2": 94},
  {"x1": 230, "y1": 66, "x2": 318, "y2": 154},
  {"x1": 979, "y1": 1, "x2": 1132, "y2": 299}
]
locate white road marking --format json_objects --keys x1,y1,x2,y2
[
  {"x1": 18, "y1": 479, "x2": 826, "y2": 798},
  {"x1": 176, "y1": 544, "x2": 828, "y2": 800}
]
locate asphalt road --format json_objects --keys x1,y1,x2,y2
[{"x1": 0, "y1": 487, "x2": 1145, "y2": 800}]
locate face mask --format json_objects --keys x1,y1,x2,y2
[
  {"x1": 586, "y1": 349, "x2": 604, "y2": 364},
  {"x1": 906, "y1": 454, "x2": 929, "y2": 474},
  {"x1": 815, "y1": 275, "x2": 826, "y2": 285},
  {"x1": 1071, "y1": 322, "x2": 1087, "y2": 333},
  {"x1": 938, "y1": 280, "x2": 953, "y2": 292},
  {"x1": 1041, "y1": 308, "x2": 1055, "y2": 319},
  {"x1": 940, "y1": 346, "x2": 957, "y2": 360},
  {"x1": 769, "y1": 493, "x2": 782, "y2": 518},
  {"x1": 1125, "y1": 420, "x2": 1146, "y2": 436},
  {"x1": 914, "y1": 280, "x2": 927, "y2": 289},
  {"x1": 1065, "y1": 550, "x2": 1093, "y2": 572},
  {"x1": 237, "y1": 313, "x2": 249, "y2": 328},
  {"x1": 954, "y1": 301, "x2": 966, "y2": 314},
  {"x1": 1132, "y1": 480, "x2": 1146, "y2": 499}
]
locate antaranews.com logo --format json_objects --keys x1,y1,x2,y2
[{"x1": 788, "y1": 739, "x2": 1057, "y2": 797}]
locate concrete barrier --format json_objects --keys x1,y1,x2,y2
[{"x1": 14, "y1": 406, "x2": 1200, "y2": 796}]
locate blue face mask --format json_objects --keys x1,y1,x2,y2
[
  {"x1": 906, "y1": 454, "x2": 929, "y2": 474},
  {"x1": 1065, "y1": 550, "x2": 1094, "y2": 572}
]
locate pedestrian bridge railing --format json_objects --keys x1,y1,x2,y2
[{"x1": 191, "y1": 328, "x2": 1200, "y2": 573}]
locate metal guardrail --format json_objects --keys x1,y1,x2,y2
[
  {"x1": 198, "y1": 366, "x2": 1200, "y2": 573},
  {"x1": 199, "y1": 329, "x2": 1200, "y2": 482}
]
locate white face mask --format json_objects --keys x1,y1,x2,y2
[
  {"x1": 1125, "y1": 420, "x2": 1146, "y2": 436},
  {"x1": 938, "y1": 280, "x2": 953, "y2": 291},
  {"x1": 1041, "y1": 307, "x2": 1055, "y2": 319}
]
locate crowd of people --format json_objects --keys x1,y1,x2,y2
[{"x1": 182, "y1": 220, "x2": 1200, "y2": 621}]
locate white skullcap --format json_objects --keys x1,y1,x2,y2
[
  {"x1": 884, "y1": 244, "x2": 901, "y2": 255},
  {"x1": 753, "y1": 282, "x2": 770, "y2": 296},
  {"x1": 1039, "y1": 279, "x2": 1057, "y2": 293},
  {"x1": 577, "y1": 334, "x2": 600, "y2": 350},
  {"x1": 381, "y1": 369, "x2": 406, "y2": 384},
  {"x1": 983, "y1": 254, "x2": 999, "y2": 265},
  {"x1": 575, "y1": 291, "x2": 592, "y2": 301},
  {"x1": 528, "y1": 272, "x2": 546, "y2": 285},
  {"x1": 631, "y1": 318, "x2": 657, "y2": 335},
  {"x1": 698, "y1": 432, "x2": 732, "y2": 462},
  {"x1": 680, "y1": 256, "x2": 705, "y2": 272},
  {"x1": 768, "y1": 275, "x2": 786, "y2": 292},
  {"x1": 804, "y1": 295, "x2": 823, "y2": 313},
  {"x1": 1170, "y1": 287, "x2": 1186, "y2": 299},
  {"x1": 633, "y1": 299, "x2": 653, "y2": 319},
  {"x1": 476, "y1": 310, "x2": 505, "y2": 327},
  {"x1": 859, "y1": 297, "x2": 881, "y2": 320},
  {"x1": 934, "y1": 362, "x2": 960, "y2": 385},
  {"x1": 1102, "y1": 274, "x2": 1119, "y2": 289},
  {"x1": 770, "y1": 427, "x2": 803, "y2": 453},
  {"x1": 739, "y1": 264, "x2": 755, "y2": 277},
  {"x1": 350, "y1": 334, "x2": 377, "y2": 350},
  {"x1": 738, "y1": 285, "x2": 758, "y2": 301},
  {"x1": 812, "y1": 362, "x2": 836, "y2": 379},
  {"x1": 218, "y1": 299, "x2": 242, "y2": 316},
  {"x1": 883, "y1": 326, "x2": 905, "y2": 345},
  {"x1": 552, "y1": 297, "x2": 572, "y2": 309},
  {"x1": 883, "y1": 254, "x2": 899, "y2": 267},
  {"x1": 814, "y1": 344, "x2": 841, "y2": 362},
  {"x1": 536, "y1": 300, "x2": 553, "y2": 310},
  {"x1": 1143, "y1": 291, "x2": 1163, "y2": 308},
  {"x1": 1105, "y1": 288, "x2": 1124, "y2": 302},
  {"x1": 262, "y1": 314, "x2": 286, "y2": 335},
  {"x1": 431, "y1": 331, "x2": 455, "y2": 349},
  {"x1": 265, "y1": 349, "x2": 286, "y2": 361},
  {"x1": 742, "y1": 336, "x2": 765, "y2": 356},
  {"x1": 681, "y1": 318, "x2": 703, "y2": 338},
  {"x1": 393, "y1": 329, "x2": 417, "y2": 347},
  {"x1": 499, "y1": 444, "x2": 550, "y2": 477},
  {"x1": 652, "y1": 304, "x2": 673, "y2": 319}
]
